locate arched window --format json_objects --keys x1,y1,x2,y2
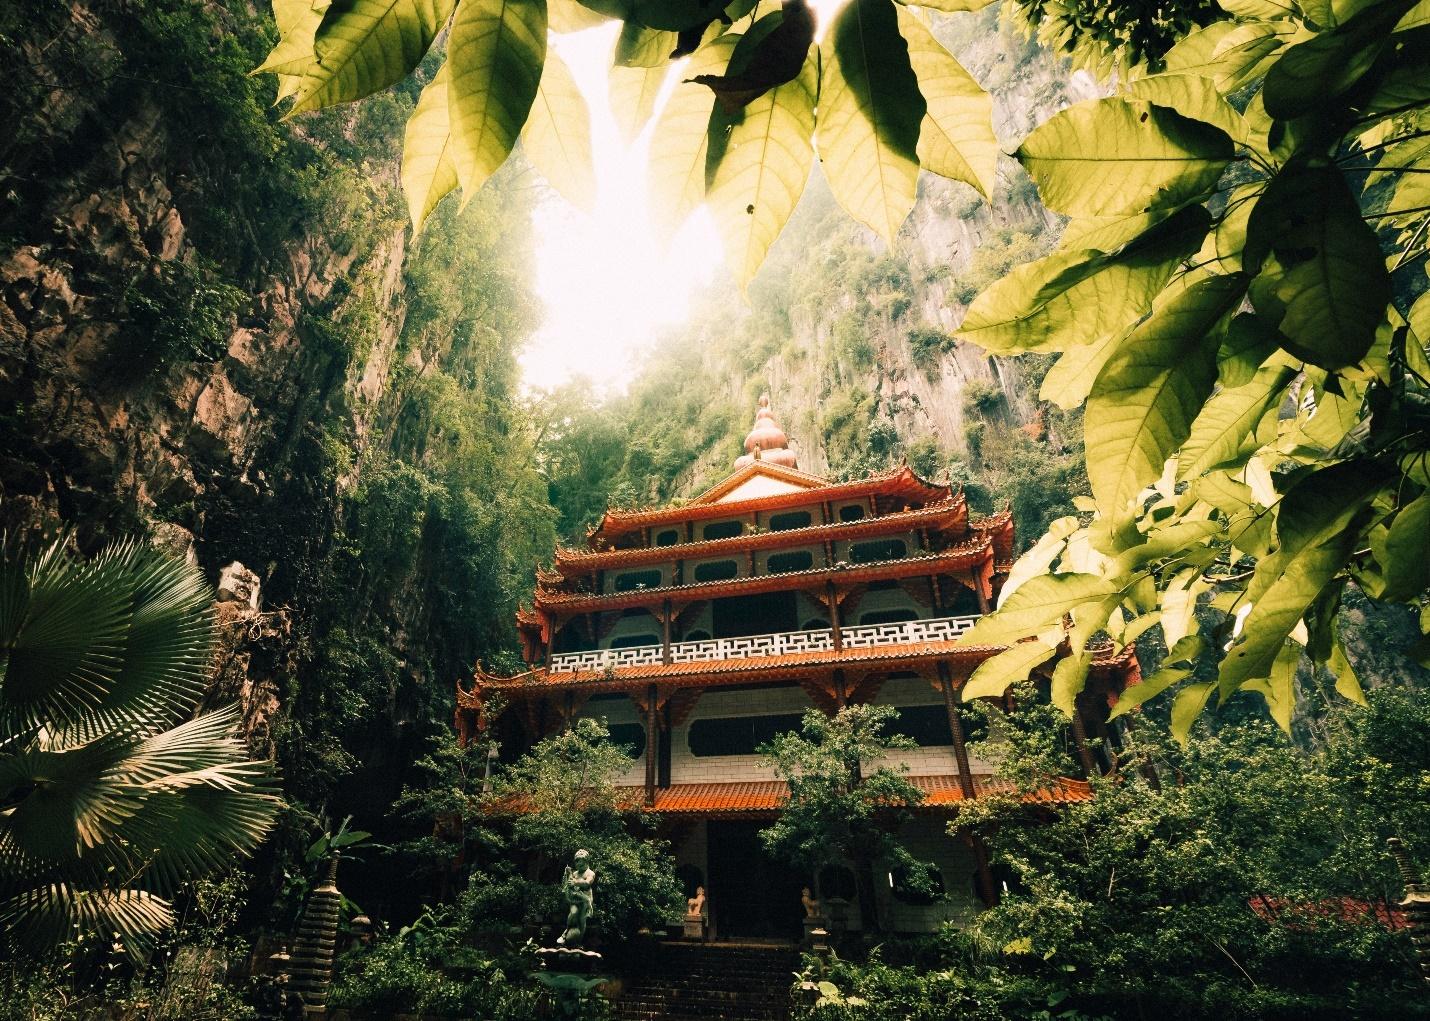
[
  {"x1": 858, "y1": 608, "x2": 919, "y2": 626},
  {"x1": 615, "y1": 569, "x2": 663, "y2": 591},
  {"x1": 688, "y1": 714, "x2": 805, "y2": 756},
  {"x1": 767, "y1": 550, "x2": 814, "y2": 574},
  {"x1": 890, "y1": 864, "x2": 945, "y2": 905},
  {"x1": 838, "y1": 504, "x2": 865, "y2": 522},
  {"x1": 603, "y1": 722, "x2": 647, "y2": 759},
  {"x1": 609, "y1": 633, "x2": 659, "y2": 649},
  {"x1": 693, "y1": 560, "x2": 740, "y2": 582},
  {"x1": 801, "y1": 618, "x2": 830, "y2": 631},
  {"x1": 684, "y1": 629, "x2": 712, "y2": 642},
  {"x1": 655, "y1": 529, "x2": 681, "y2": 546},
  {"x1": 768, "y1": 510, "x2": 812, "y2": 531},
  {"x1": 703, "y1": 520, "x2": 744, "y2": 540},
  {"x1": 849, "y1": 538, "x2": 907, "y2": 563},
  {"x1": 818, "y1": 865, "x2": 858, "y2": 902}
]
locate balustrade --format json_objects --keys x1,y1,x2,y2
[{"x1": 547, "y1": 615, "x2": 981, "y2": 673}]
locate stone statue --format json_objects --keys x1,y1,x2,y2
[
  {"x1": 556, "y1": 849, "x2": 596, "y2": 947},
  {"x1": 801, "y1": 887, "x2": 820, "y2": 918},
  {"x1": 686, "y1": 886, "x2": 706, "y2": 917}
]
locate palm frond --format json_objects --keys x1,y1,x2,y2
[{"x1": 0, "y1": 883, "x2": 174, "y2": 960}]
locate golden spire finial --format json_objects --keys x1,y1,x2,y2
[{"x1": 734, "y1": 393, "x2": 798, "y2": 470}]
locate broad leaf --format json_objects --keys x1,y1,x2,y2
[
  {"x1": 1242, "y1": 640, "x2": 1300, "y2": 731},
  {"x1": 816, "y1": 0, "x2": 925, "y2": 245},
  {"x1": 997, "y1": 516, "x2": 1080, "y2": 607},
  {"x1": 1108, "y1": 635, "x2": 1204, "y2": 720},
  {"x1": 1170, "y1": 681, "x2": 1215, "y2": 745},
  {"x1": 1178, "y1": 358, "x2": 1297, "y2": 480},
  {"x1": 648, "y1": 34, "x2": 741, "y2": 238},
  {"x1": 1262, "y1": 0, "x2": 1417, "y2": 118},
  {"x1": 610, "y1": 64, "x2": 667, "y2": 143},
  {"x1": 959, "y1": 207, "x2": 1209, "y2": 354},
  {"x1": 1016, "y1": 99, "x2": 1234, "y2": 219},
  {"x1": 525, "y1": 50, "x2": 596, "y2": 210},
  {"x1": 706, "y1": 48, "x2": 817, "y2": 289},
  {"x1": 402, "y1": 66, "x2": 458, "y2": 233},
  {"x1": 895, "y1": 7, "x2": 997, "y2": 197},
  {"x1": 960, "y1": 640, "x2": 1059, "y2": 701},
  {"x1": 1222, "y1": 462, "x2": 1385, "y2": 692},
  {"x1": 615, "y1": 21, "x2": 678, "y2": 65},
  {"x1": 1085, "y1": 274, "x2": 1248, "y2": 516},
  {"x1": 959, "y1": 573, "x2": 1118, "y2": 646},
  {"x1": 447, "y1": 0, "x2": 547, "y2": 198},
  {"x1": 1246, "y1": 165, "x2": 1391, "y2": 370},
  {"x1": 1374, "y1": 493, "x2": 1430, "y2": 601},
  {"x1": 1124, "y1": 74, "x2": 1246, "y2": 143},
  {"x1": 288, "y1": 0, "x2": 455, "y2": 115},
  {"x1": 1039, "y1": 328, "x2": 1126, "y2": 410}
]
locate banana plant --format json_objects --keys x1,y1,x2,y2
[{"x1": 0, "y1": 539, "x2": 282, "y2": 959}]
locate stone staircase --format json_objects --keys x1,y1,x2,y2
[{"x1": 614, "y1": 941, "x2": 800, "y2": 1021}]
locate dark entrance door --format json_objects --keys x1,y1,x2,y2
[
  {"x1": 707, "y1": 821, "x2": 806, "y2": 940},
  {"x1": 712, "y1": 591, "x2": 798, "y2": 638}
]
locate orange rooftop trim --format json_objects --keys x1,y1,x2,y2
[
  {"x1": 552, "y1": 497, "x2": 968, "y2": 576},
  {"x1": 589, "y1": 464, "x2": 952, "y2": 541}
]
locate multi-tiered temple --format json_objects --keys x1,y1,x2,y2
[{"x1": 457, "y1": 397, "x2": 1137, "y2": 938}]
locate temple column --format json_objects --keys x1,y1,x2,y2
[
  {"x1": 827, "y1": 582, "x2": 843, "y2": 651},
  {"x1": 644, "y1": 684, "x2": 659, "y2": 807},
  {"x1": 1069, "y1": 709, "x2": 1098, "y2": 778},
  {"x1": 940, "y1": 662, "x2": 998, "y2": 907},
  {"x1": 661, "y1": 598, "x2": 672, "y2": 664}
]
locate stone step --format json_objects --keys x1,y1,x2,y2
[{"x1": 613, "y1": 942, "x2": 797, "y2": 1021}]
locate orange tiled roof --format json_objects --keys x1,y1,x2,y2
[
  {"x1": 590, "y1": 465, "x2": 952, "y2": 542},
  {"x1": 534, "y1": 541, "x2": 993, "y2": 613},
  {"x1": 552, "y1": 498, "x2": 968, "y2": 577},
  {"x1": 607, "y1": 775, "x2": 1092, "y2": 817}
]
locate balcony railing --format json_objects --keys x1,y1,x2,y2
[{"x1": 547, "y1": 614, "x2": 981, "y2": 673}]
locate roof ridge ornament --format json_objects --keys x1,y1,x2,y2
[{"x1": 735, "y1": 393, "x2": 798, "y2": 470}]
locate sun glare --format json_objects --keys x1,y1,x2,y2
[
  {"x1": 522, "y1": 25, "x2": 721, "y2": 394},
  {"x1": 523, "y1": 2, "x2": 850, "y2": 394}
]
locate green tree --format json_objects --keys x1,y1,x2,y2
[
  {"x1": 759, "y1": 705, "x2": 933, "y2": 933},
  {"x1": 954, "y1": 0, "x2": 1430, "y2": 739},
  {"x1": 0, "y1": 540, "x2": 281, "y2": 958}
]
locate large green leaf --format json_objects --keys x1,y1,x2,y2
[
  {"x1": 1016, "y1": 98, "x2": 1234, "y2": 219},
  {"x1": 895, "y1": 7, "x2": 996, "y2": 197},
  {"x1": 1222, "y1": 462, "x2": 1385, "y2": 692},
  {"x1": 958, "y1": 207, "x2": 1209, "y2": 354},
  {"x1": 996, "y1": 516, "x2": 1080, "y2": 607},
  {"x1": 1177, "y1": 357, "x2": 1297, "y2": 480},
  {"x1": 1246, "y1": 165, "x2": 1391, "y2": 370},
  {"x1": 1124, "y1": 74, "x2": 1246, "y2": 143},
  {"x1": 959, "y1": 573, "x2": 1118, "y2": 646},
  {"x1": 648, "y1": 34, "x2": 740, "y2": 239},
  {"x1": 1262, "y1": 0, "x2": 1418, "y2": 118},
  {"x1": 706, "y1": 48, "x2": 816, "y2": 289},
  {"x1": 402, "y1": 66, "x2": 458, "y2": 232},
  {"x1": 614, "y1": 21, "x2": 679, "y2": 65},
  {"x1": 287, "y1": 0, "x2": 455, "y2": 115},
  {"x1": 525, "y1": 50, "x2": 597, "y2": 210},
  {"x1": 1107, "y1": 635, "x2": 1204, "y2": 720},
  {"x1": 610, "y1": 63, "x2": 667, "y2": 143},
  {"x1": 447, "y1": 0, "x2": 547, "y2": 198},
  {"x1": 259, "y1": 0, "x2": 333, "y2": 105},
  {"x1": 1039, "y1": 328, "x2": 1127, "y2": 410},
  {"x1": 1374, "y1": 492, "x2": 1430, "y2": 600},
  {"x1": 1170, "y1": 681, "x2": 1216, "y2": 745},
  {"x1": 960, "y1": 639, "x2": 1059, "y2": 701},
  {"x1": 1085, "y1": 274, "x2": 1248, "y2": 516},
  {"x1": 816, "y1": 0, "x2": 925, "y2": 245}
]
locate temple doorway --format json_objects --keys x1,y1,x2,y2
[{"x1": 706, "y1": 821, "x2": 805, "y2": 941}]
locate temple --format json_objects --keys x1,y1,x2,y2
[{"x1": 456, "y1": 396, "x2": 1138, "y2": 939}]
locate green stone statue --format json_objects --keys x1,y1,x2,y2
[{"x1": 556, "y1": 848, "x2": 596, "y2": 947}]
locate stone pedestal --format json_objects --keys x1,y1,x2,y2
[
  {"x1": 683, "y1": 911, "x2": 707, "y2": 940},
  {"x1": 802, "y1": 915, "x2": 827, "y2": 947}
]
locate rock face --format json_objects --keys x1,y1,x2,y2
[{"x1": 0, "y1": 2, "x2": 410, "y2": 750}]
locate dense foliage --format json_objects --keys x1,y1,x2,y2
[
  {"x1": 760, "y1": 705, "x2": 935, "y2": 932},
  {"x1": 954, "y1": 0, "x2": 1430, "y2": 740},
  {"x1": 791, "y1": 687, "x2": 1430, "y2": 1021}
]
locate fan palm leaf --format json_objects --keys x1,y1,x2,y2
[{"x1": 0, "y1": 539, "x2": 282, "y2": 959}]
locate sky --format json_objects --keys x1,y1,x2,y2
[{"x1": 520, "y1": 25, "x2": 722, "y2": 395}]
